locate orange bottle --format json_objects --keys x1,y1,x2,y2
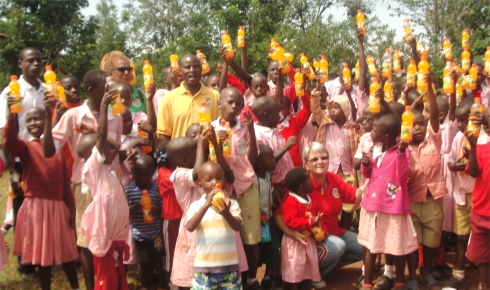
[
  {"x1": 319, "y1": 55, "x2": 329, "y2": 83},
  {"x1": 461, "y1": 46, "x2": 471, "y2": 73},
  {"x1": 212, "y1": 183, "x2": 226, "y2": 208},
  {"x1": 456, "y1": 83, "x2": 463, "y2": 104},
  {"x1": 138, "y1": 130, "x2": 152, "y2": 154},
  {"x1": 384, "y1": 81, "x2": 393, "y2": 102},
  {"x1": 455, "y1": 65, "x2": 469, "y2": 89},
  {"x1": 355, "y1": 59, "x2": 360, "y2": 81},
  {"x1": 300, "y1": 53, "x2": 315, "y2": 81},
  {"x1": 221, "y1": 30, "x2": 235, "y2": 60},
  {"x1": 130, "y1": 60, "x2": 137, "y2": 85},
  {"x1": 367, "y1": 55, "x2": 378, "y2": 76},
  {"x1": 416, "y1": 41, "x2": 427, "y2": 56},
  {"x1": 382, "y1": 48, "x2": 392, "y2": 79},
  {"x1": 484, "y1": 46, "x2": 490, "y2": 73},
  {"x1": 393, "y1": 50, "x2": 401, "y2": 73},
  {"x1": 462, "y1": 28, "x2": 469, "y2": 49},
  {"x1": 442, "y1": 61, "x2": 454, "y2": 94},
  {"x1": 294, "y1": 69, "x2": 305, "y2": 97},
  {"x1": 369, "y1": 77, "x2": 380, "y2": 113},
  {"x1": 9, "y1": 75, "x2": 22, "y2": 113},
  {"x1": 199, "y1": 102, "x2": 211, "y2": 133},
  {"x1": 467, "y1": 97, "x2": 483, "y2": 137},
  {"x1": 142, "y1": 60, "x2": 153, "y2": 91},
  {"x1": 403, "y1": 19, "x2": 413, "y2": 43},
  {"x1": 406, "y1": 60, "x2": 416, "y2": 86},
  {"x1": 312, "y1": 58, "x2": 319, "y2": 72},
  {"x1": 44, "y1": 65, "x2": 58, "y2": 97},
  {"x1": 285, "y1": 52, "x2": 294, "y2": 63},
  {"x1": 196, "y1": 50, "x2": 211, "y2": 74},
  {"x1": 56, "y1": 81, "x2": 67, "y2": 108},
  {"x1": 270, "y1": 43, "x2": 289, "y2": 75},
  {"x1": 220, "y1": 119, "x2": 232, "y2": 157},
  {"x1": 417, "y1": 54, "x2": 429, "y2": 94},
  {"x1": 443, "y1": 37, "x2": 452, "y2": 61},
  {"x1": 342, "y1": 63, "x2": 351, "y2": 88},
  {"x1": 105, "y1": 77, "x2": 124, "y2": 115},
  {"x1": 356, "y1": 9, "x2": 366, "y2": 34},
  {"x1": 237, "y1": 26, "x2": 245, "y2": 48},
  {"x1": 469, "y1": 64, "x2": 478, "y2": 90},
  {"x1": 401, "y1": 106, "x2": 414, "y2": 143},
  {"x1": 170, "y1": 54, "x2": 179, "y2": 72},
  {"x1": 140, "y1": 189, "x2": 154, "y2": 224},
  {"x1": 268, "y1": 38, "x2": 278, "y2": 57}
]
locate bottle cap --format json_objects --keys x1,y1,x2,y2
[
  {"x1": 300, "y1": 52, "x2": 305, "y2": 57},
  {"x1": 410, "y1": 59, "x2": 415, "y2": 64},
  {"x1": 405, "y1": 18, "x2": 410, "y2": 22},
  {"x1": 343, "y1": 63, "x2": 348, "y2": 68},
  {"x1": 10, "y1": 75, "x2": 17, "y2": 81},
  {"x1": 196, "y1": 50, "x2": 201, "y2": 54},
  {"x1": 144, "y1": 60, "x2": 150, "y2": 64},
  {"x1": 221, "y1": 119, "x2": 226, "y2": 125},
  {"x1": 201, "y1": 102, "x2": 206, "y2": 107},
  {"x1": 463, "y1": 28, "x2": 468, "y2": 32},
  {"x1": 406, "y1": 106, "x2": 411, "y2": 111},
  {"x1": 444, "y1": 37, "x2": 449, "y2": 41},
  {"x1": 56, "y1": 81, "x2": 60, "y2": 85},
  {"x1": 472, "y1": 63, "x2": 477, "y2": 67},
  {"x1": 487, "y1": 46, "x2": 490, "y2": 50},
  {"x1": 372, "y1": 77, "x2": 379, "y2": 82},
  {"x1": 312, "y1": 58, "x2": 317, "y2": 62},
  {"x1": 142, "y1": 189, "x2": 148, "y2": 195},
  {"x1": 239, "y1": 25, "x2": 243, "y2": 29},
  {"x1": 45, "y1": 65, "x2": 52, "y2": 71},
  {"x1": 357, "y1": 9, "x2": 362, "y2": 13},
  {"x1": 321, "y1": 55, "x2": 326, "y2": 59},
  {"x1": 215, "y1": 183, "x2": 222, "y2": 189},
  {"x1": 295, "y1": 68, "x2": 300, "y2": 73},
  {"x1": 222, "y1": 30, "x2": 227, "y2": 35},
  {"x1": 386, "y1": 48, "x2": 390, "y2": 53}
]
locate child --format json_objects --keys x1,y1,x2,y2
[
  {"x1": 3, "y1": 106, "x2": 79, "y2": 290},
  {"x1": 211, "y1": 87, "x2": 262, "y2": 289},
  {"x1": 254, "y1": 144, "x2": 278, "y2": 289},
  {"x1": 358, "y1": 113, "x2": 416, "y2": 290},
  {"x1": 406, "y1": 74, "x2": 447, "y2": 289},
  {"x1": 281, "y1": 168, "x2": 325, "y2": 289},
  {"x1": 125, "y1": 154, "x2": 164, "y2": 290},
  {"x1": 79, "y1": 87, "x2": 130, "y2": 290},
  {"x1": 186, "y1": 162, "x2": 243, "y2": 289},
  {"x1": 204, "y1": 74, "x2": 220, "y2": 91},
  {"x1": 251, "y1": 97, "x2": 295, "y2": 208},
  {"x1": 154, "y1": 67, "x2": 172, "y2": 114}
]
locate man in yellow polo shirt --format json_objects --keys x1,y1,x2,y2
[{"x1": 157, "y1": 54, "x2": 220, "y2": 140}]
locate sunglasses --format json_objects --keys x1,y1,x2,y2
[
  {"x1": 308, "y1": 156, "x2": 329, "y2": 163},
  {"x1": 115, "y1": 67, "x2": 134, "y2": 73}
]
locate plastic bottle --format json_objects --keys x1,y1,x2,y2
[
  {"x1": 312, "y1": 58, "x2": 319, "y2": 72},
  {"x1": 140, "y1": 189, "x2": 154, "y2": 224},
  {"x1": 138, "y1": 130, "x2": 152, "y2": 154},
  {"x1": 342, "y1": 63, "x2": 351, "y2": 88},
  {"x1": 56, "y1": 81, "x2": 67, "y2": 108},
  {"x1": 469, "y1": 63, "x2": 478, "y2": 90},
  {"x1": 443, "y1": 37, "x2": 452, "y2": 61},
  {"x1": 393, "y1": 50, "x2": 401, "y2": 73},
  {"x1": 209, "y1": 142, "x2": 216, "y2": 162},
  {"x1": 384, "y1": 81, "x2": 393, "y2": 102},
  {"x1": 382, "y1": 48, "x2": 392, "y2": 79},
  {"x1": 369, "y1": 77, "x2": 380, "y2": 113},
  {"x1": 237, "y1": 26, "x2": 245, "y2": 48},
  {"x1": 456, "y1": 83, "x2": 463, "y2": 104},
  {"x1": 312, "y1": 226, "x2": 325, "y2": 242},
  {"x1": 8, "y1": 75, "x2": 22, "y2": 113},
  {"x1": 268, "y1": 38, "x2": 278, "y2": 58},
  {"x1": 221, "y1": 30, "x2": 234, "y2": 60},
  {"x1": 44, "y1": 65, "x2": 58, "y2": 97},
  {"x1": 270, "y1": 43, "x2": 290, "y2": 75},
  {"x1": 105, "y1": 77, "x2": 124, "y2": 115},
  {"x1": 212, "y1": 183, "x2": 226, "y2": 208},
  {"x1": 417, "y1": 54, "x2": 429, "y2": 94},
  {"x1": 416, "y1": 41, "x2": 427, "y2": 56},
  {"x1": 406, "y1": 60, "x2": 416, "y2": 87},
  {"x1": 261, "y1": 214, "x2": 272, "y2": 242},
  {"x1": 319, "y1": 55, "x2": 329, "y2": 83},
  {"x1": 294, "y1": 69, "x2": 305, "y2": 98},
  {"x1": 356, "y1": 9, "x2": 366, "y2": 35},
  {"x1": 142, "y1": 60, "x2": 153, "y2": 90},
  {"x1": 220, "y1": 119, "x2": 232, "y2": 157},
  {"x1": 170, "y1": 54, "x2": 179, "y2": 72},
  {"x1": 467, "y1": 97, "x2": 483, "y2": 137},
  {"x1": 401, "y1": 106, "x2": 414, "y2": 143},
  {"x1": 403, "y1": 19, "x2": 413, "y2": 43},
  {"x1": 196, "y1": 50, "x2": 211, "y2": 74},
  {"x1": 484, "y1": 46, "x2": 490, "y2": 74},
  {"x1": 300, "y1": 53, "x2": 315, "y2": 81},
  {"x1": 455, "y1": 65, "x2": 469, "y2": 89},
  {"x1": 367, "y1": 55, "x2": 378, "y2": 76},
  {"x1": 462, "y1": 28, "x2": 469, "y2": 49},
  {"x1": 442, "y1": 61, "x2": 454, "y2": 94},
  {"x1": 461, "y1": 46, "x2": 471, "y2": 73},
  {"x1": 199, "y1": 102, "x2": 211, "y2": 133},
  {"x1": 285, "y1": 52, "x2": 294, "y2": 63},
  {"x1": 130, "y1": 60, "x2": 137, "y2": 85},
  {"x1": 355, "y1": 59, "x2": 360, "y2": 81}
]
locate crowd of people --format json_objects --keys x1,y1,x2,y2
[{"x1": 0, "y1": 26, "x2": 488, "y2": 290}]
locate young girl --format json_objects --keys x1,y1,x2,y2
[
  {"x1": 3, "y1": 106, "x2": 79, "y2": 290},
  {"x1": 80, "y1": 88, "x2": 130, "y2": 290},
  {"x1": 281, "y1": 168, "x2": 325, "y2": 290}
]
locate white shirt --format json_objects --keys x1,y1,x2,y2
[{"x1": 0, "y1": 75, "x2": 46, "y2": 141}]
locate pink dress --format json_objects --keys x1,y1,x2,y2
[
  {"x1": 440, "y1": 119, "x2": 458, "y2": 232},
  {"x1": 0, "y1": 232, "x2": 7, "y2": 271},
  {"x1": 81, "y1": 148, "x2": 130, "y2": 258}
]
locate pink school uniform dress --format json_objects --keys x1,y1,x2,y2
[
  {"x1": 440, "y1": 118, "x2": 458, "y2": 232},
  {"x1": 358, "y1": 146, "x2": 418, "y2": 256},
  {"x1": 449, "y1": 132, "x2": 475, "y2": 210},
  {"x1": 281, "y1": 192, "x2": 322, "y2": 283},
  {"x1": 298, "y1": 115, "x2": 319, "y2": 166},
  {"x1": 169, "y1": 168, "x2": 248, "y2": 288}
]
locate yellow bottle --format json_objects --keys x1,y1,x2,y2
[
  {"x1": 312, "y1": 226, "x2": 325, "y2": 242},
  {"x1": 237, "y1": 26, "x2": 245, "y2": 48},
  {"x1": 382, "y1": 48, "x2": 392, "y2": 79},
  {"x1": 130, "y1": 60, "x2": 137, "y2": 85},
  {"x1": 106, "y1": 77, "x2": 124, "y2": 115},
  {"x1": 319, "y1": 55, "x2": 329, "y2": 83},
  {"x1": 312, "y1": 58, "x2": 319, "y2": 72},
  {"x1": 356, "y1": 9, "x2": 366, "y2": 35},
  {"x1": 384, "y1": 81, "x2": 393, "y2": 102},
  {"x1": 456, "y1": 83, "x2": 463, "y2": 104},
  {"x1": 294, "y1": 69, "x2": 305, "y2": 97},
  {"x1": 467, "y1": 97, "x2": 483, "y2": 137},
  {"x1": 285, "y1": 52, "x2": 294, "y2": 63},
  {"x1": 442, "y1": 61, "x2": 454, "y2": 94},
  {"x1": 417, "y1": 54, "x2": 429, "y2": 94},
  {"x1": 44, "y1": 65, "x2": 58, "y2": 97},
  {"x1": 140, "y1": 189, "x2": 154, "y2": 224},
  {"x1": 443, "y1": 37, "x2": 452, "y2": 61},
  {"x1": 461, "y1": 46, "x2": 471, "y2": 73},
  {"x1": 367, "y1": 55, "x2": 378, "y2": 76},
  {"x1": 300, "y1": 53, "x2": 315, "y2": 81},
  {"x1": 268, "y1": 38, "x2": 278, "y2": 58},
  {"x1": 407, "y1": 60, "x2": 416, "y2": 86},
  {"x1": 209, "y1": 142, "x2": 217, "y2": 162},
  {"x1": 199, "y1": 102, "x2": 211, "y2": 133},
  {"x1": 403, "y1": 19, "x2": 413, "y2": 43},
  {"x1": 220, "y1": 119, "x2": 232, "y2": 157},
  {"x1": 212, "y1": 183, "x2": 226, "y2": 208},
  {"x1": 170, "y1": 54, "x2": 179, "y2": 72},
  {"x1": 196, "y1": 50, "x2": 211, "y2": 74},
  {"x1": 416, "y1": 41, "x2": 426, "y2": 56},
  {"x1": 9, "y1": 75, "x2": 22, "y2": 114},
  {"x1": 342, "y1": 63, "x2": 351, "y2": 88},
  {"x1": 401, "y1": 106, "x2": 414, "y2": 143},
  {"x1": 484, "y1": 46, "x2": 490, "y2": 73},
  {"x1": 270, "y1": 43, "x2": 289, "y2": 75},
  {"x1": 56, "y1": 81, "x2": 67, "y2": 108},
  {"x1": 142, "y1": 60, "x2": 153, "y2": 89},
  {"x1": 462, "y1": 28, "x2": 469, "y2": 49},
  {"x1": 138, "y1": 130, "x2": 152, "y2": 154},
  {"x1": 221, "y1": 30, "x2": 234, "y2": 60},
  {"x1": 469, "y1": 64, "x2": 478, "y2": 90},
  {"x1": 393, "y1": 50, "x2": 401, "y2": 73},
  {"x1": 369, "y1": 77, "x2": 380, "y2": 113},
  {"x1": 355, "y1": 59, "x2": 360, "y2": 81},
  {"x1": 455, "y1": 65, "x2": 469, "y2": 89}
]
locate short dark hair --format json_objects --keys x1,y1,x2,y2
[
  {"x1": 375, "y1": 113, "x2": 401, "y2": 137},
  {"x1": 19, "y1": 47, "x2": 41, "y2": 61},
  {"x1": 83, "y1": 69, "x2": 108, "y2": 92},
  {"x1": 285, "y1": 168, "x2": 308, "y2": 193},
  {"x1": 456, "y1": 96, "x2": 475, "y2": 112}
]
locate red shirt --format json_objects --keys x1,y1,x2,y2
[
  {"x1": 158, "y1": 167, "x2": 183, "y2": 220},
  {"x1": 472, "y1": 142, "x2": 490, "y2": 216},
  {"x1": 278, "y1": 95, "x2": 311, "y2": 167},
  {"x1": 312, "y1": 172, "x2": 357, "y2": 235},
  {"x1": 282, "y1": 192, "x2": 326, "y2": 232}
]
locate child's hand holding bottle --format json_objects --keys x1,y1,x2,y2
[{"x1": 398, "y1": 141, "x2": 409, "y2": 153}]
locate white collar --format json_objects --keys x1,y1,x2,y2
[
  {"x1": 371, "y1": 143, "x2": 385, "y2": 160},
  {"x1": 278, "y1": 116, "x2": 290, "y2": 128},
  {"x1": 18, "y1": 75, "x2": 45, "y2": 92},
  {"x1": 289, "y1": 192, "x2": 311, "y2": 204},
  {"x1": 212, "y1": 116, "x2": 241, "y2": 130},
  {"x1": 122, "y1": 127, "x2": 138, "y2": 140},
  {"x1": 79, "y1": 100, "x2": 115, "y2": 120},
  {"x1": 254, "y1": 123, "x2": 275, "y2": 138}
]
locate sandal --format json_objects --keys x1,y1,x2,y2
[{"x1": 419, "y1": 274, "x2": 437, "y2": 289}]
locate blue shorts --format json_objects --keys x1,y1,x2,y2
[{"x1": 191, "y1": 270, "x2": 241, "y2": 290}]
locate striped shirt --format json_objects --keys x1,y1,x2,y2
[
  {"x1": 125, "y1": 182, "x2": 162, "y2": 241},
  {"x1": 187, "y1": 194, "x2": 242, "y2": 272}
]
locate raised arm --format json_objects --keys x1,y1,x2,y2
[
  {"x1": 96, "y1": 89, "x2": 118, "y2": 153},
  {"x1": 218, "y1": 62, "x2": 229, "y2": 93},
  {"x1": 425, "y1": 74, "x2": 439, "y2": 133},
  {"x1": 357, "y1": 28, "x2": 367, "y2": 93},
  {"x1": 145, "y1": 81, "x2": 157, "y2": 132},
  {"x1": 220, "y1": 46, "x2": 252, "y2": 85},
  {"x1": 448, "y1": 70, "x2": 457, "y2": 122}
]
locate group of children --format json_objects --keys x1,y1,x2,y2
[{"x1": 0, "y1": 25, "x2": 489, "y2": 290}]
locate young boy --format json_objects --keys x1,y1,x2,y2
[
  {"x1": 125, "y1": 154, "x2": 164, "y2": 290},
  {"x1": 186, "y1": 162, "x2": 243, "y2": 289}
]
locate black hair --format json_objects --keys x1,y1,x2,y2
[
  {"x1": 83, "y1": 69, "x2": 108, "y2": 92},
  {"x1": 388, "y1": 102, "x2": 405, "y2": 118},
  {"x1": 285, "y1": 168, "x2": 308, "y2": 193},
  {"x1": 375, "y1": 113, "x2": 401, "y2": 137},
  {"x1": 59, "y1": 75, "x2": 77, "y2": 83},
  {"x1": 456, "y1": 96, "x2": 475, "y2": 112},
  {"x1": 204, "y1": 74, "x2": 219, "y2": 86},
  {"x1": 154, "y1": 140, "x2": 170, "y2": 166},
  {"x1": 18, "y1": 47, "x2": 41, "y2": 61},
  {"x1": 338, "y1": 60, "x2": 350, "y2": 70},
  {"x1": 185, "y1": 123, "x2": 200, "y2": 136},
  {"x1": 280, "y1": 96, "x2": 291, "y2": 107},
  {"x1": 406, "y1": 89, "x2": 424, "y2": 111}
]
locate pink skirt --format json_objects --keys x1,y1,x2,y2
[
  {"x1": 281, "y1": 235, "x2": 321, "y2": 283},
  {"x1": 358, "y1": 210, "x2": 418, "y2": 256},
  {"x1": 0, "y1": 232, "x2": 8, "y2": 271},
  {"x1": 441, "y1": 154, "x2": 455, "y2": 232},
  {"x1": 14, "y1": 197, "x2": 78, "y2": 266}
]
